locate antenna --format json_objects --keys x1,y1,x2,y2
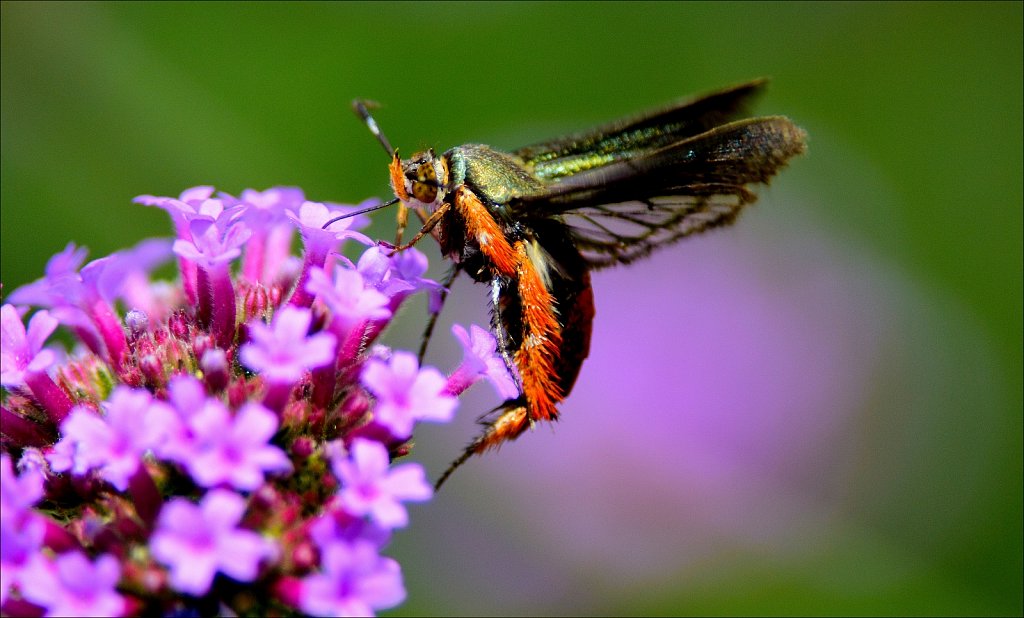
[
  {"x1": 321, "y1": 197, "x2": 400, "y2": 230},
  {"x1": 352, "y1": 99, "x2": 396, "y2": 158}
]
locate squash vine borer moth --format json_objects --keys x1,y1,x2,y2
[{"x1": 327, "y1": 79, "x2": 807, "y2": 488}]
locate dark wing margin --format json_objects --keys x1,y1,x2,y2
[
  {"x1": 513, "y1": 79, "x2": 769, "y2": 182},
  {"x1": 514, "y1": 116, "x2": 807, "y2": 269}
]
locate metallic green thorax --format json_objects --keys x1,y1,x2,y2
[{"x1": 446, "y1": 145, "x2": 545, "y2": 208}]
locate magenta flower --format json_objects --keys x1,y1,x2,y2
[
  {"x1": 356, "y1": 245, "x2": 443, "y2": 310},
  {"x1": 89, "y1": 239, "x2": 175, "y2": 320},
  {"x1": 150, "y1": 490, "x2": 277, "y2": 596},
  {"x1": 0, "y1": 514, "x2": 46, "y2": 607},
  {"x1": 240, "y1": 305, "x2": 337, "y2": 411},
  {"x1": 0, "y1": 305, "x2": 59, "y2": 387},
  {"x1": 308, "y1": 509, "x2": 391, "y2": 552},
  {"x1": 134, "y1": 186, "x2": 222, "y2": 304},
  {"x1": 0, "y1": 305, "x2": 72, "y2": 424},
  {"x1": 164, "y1": 374, "x2": 210, "y2": 421},
  {"x1": 47, "y1": 387, "x2": 179, "y2": 492},
  {"x1": 354, "y1": 246, "x2": 444, "y2": 344},
  {"x1": 333, "y1": 439, "x2": 432, "y2": 529},
  {"x1": 240, "y1": 306, "x2": 337, "y2": 384},
  {"x1": 445, "y1": 323, "x2": 519, "y2": 399},
  {"x1": 7, "y1": 247, "x2": 133, "y2": 371},
  {"x1": 380, "y1": 246, "x2": 445, "y2": 312},
  {"x1": 0, "y1": 455, "x2": 46, "y2": 605},
  {"x1": 166, "y1": 203, "x2": 250, "y2": 348},
  {"x1": 287, "y1": 200, "x2": 372, "y2": 308},
  {"x1": 306, "y1": 265, "x2": 392, "y2": 382},
  {"x1": 235, "y1": 187, "x2": 304, "y2": 285},
  {"x1": 172, "y1": 217, "x2": 251, "y2": 269},
  {"x1": 356, "y1": 246, "x2": 415, "y2": 300},
  {"x1": 8, "y1": 237, "x2": 171, "y2": 362},
  {"x1": 237, "y1": 186, "x2": 306, "y2": 211},
  {"x1": 17, "y1": 551, "x2": 124, "y2": 617},
  {"x1": 175, "y1": 401, "x2": 293, "y2": 491},
  {"x1": 361, "y1": 351, "x2": 458, "y2": 438},
  {"x1": 299, "y1": 540, "x2": 405, "y2": 617},
  {"x1": 306, "y1": 266, "x2": 392, "y2": 331},
  {"x1": 4, "y1": 243, "x2": 89, "y2": 308},
  {"x1": 3, "y1": 185, "x2": 468, "y2": 616},
  {"x1": 288, "y1": 200, "x2": 372, "y2": 250},
  {"x1": 0, "y1": 453, "x2": 44, "y2": 513},
  {"x1": 134, "y1": 185, "x2": 217, "y2": 217}
]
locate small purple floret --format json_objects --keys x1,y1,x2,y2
[
  {"x1": 0, "y1": 305, "x2": 59, "y2": 388},
  {"x1": 307, "y1": 267, "x2": 392, "y2": 334},
  {"x1": 150, "y1": 490, "x2": 277, "y2": 596},
  {"x1": 173, "y1": 400, "x2": 292, "y2": 491},
  {"x1": 240, "y1": 306, "x2": 337, "y2": 385},
  {"x1": 361, "y1": 352, "x2": 457, "y2": 439},
  {"x1": 333, "y1": 438, "x2": 431, "y2": 529},
  {"x1": 47, "y1": 387, "x2": 180, "y2": 492},
  {"x1": 299, "y1": 540, "x2": 405, "y2": 617},
  {"x1": 447, "y1": 323, "x2": 519, "y2": 400}
]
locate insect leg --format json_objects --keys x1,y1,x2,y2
[
  {"x1": 435, "y1": 402, "x2": 530, "y2": 490},
  {"x1": 383, "y1": 201, "x2": 451, "y2": 253},
  {"x1": 417, "y1": 265, "x2": 461, "y2": 363},
  {"x1": 489, "y1": 277, "x2": 519, "y2": 381},
  {"x1": 435, "y1": 240, "x2": 566, "y2": 490},
  {"x1": 453, "y1": 187, "x2": 518, "y2": 277},
  {"x1": 394, "y1": 200, "x2": 410, "y2": 246}
]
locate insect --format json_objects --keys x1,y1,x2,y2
[{"x1": 330, "y1": 79, "x2": 807, "y2": 488}]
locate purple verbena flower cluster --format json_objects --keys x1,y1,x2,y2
[{"x1": 0, "y1": 186, "x2": 514, "y2": 616}]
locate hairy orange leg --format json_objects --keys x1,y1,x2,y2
[
  {"x1": 453, "y1": 187, "x2": 519, "y2": 277},
  {"x1": 435, "y1": 239, "x2": 566, "y2": 489}
]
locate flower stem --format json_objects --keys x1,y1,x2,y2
[
  {"x1": 24, "y1": 370, "x2": 73, "y2": 425},
  {"x1": 128, "y1": 465, "x2": 162, "y2": 529},
  {"x1": 209, "y1": 263, "x2": 238, "y2": 349},
  {"x1": 0, "y1": 405, "x2": 51, "y2": 446}
]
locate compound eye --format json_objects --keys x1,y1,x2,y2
[
  {"x1": 412, "y1": 181, "x2": 437, "y2": 203},
  {"x1": 416, "y1": 161, "x2": 436, "y2": 183},
  {"x1": 410, "y1": 161, "x2": 439, "y2": 203}
]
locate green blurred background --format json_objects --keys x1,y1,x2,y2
[{"x1": 2, "y1": 2, "x2": 1020, "y2": 615}]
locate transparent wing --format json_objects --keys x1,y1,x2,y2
[{"x1": 562, "y1": 186, "x2": 755, "y2": 268}]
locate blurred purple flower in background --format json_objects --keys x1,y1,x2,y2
[
  {"x1": 0, "y1": 186, "x2": 514, "y2": 616},
  {"x1": 18, "y1": 551, "x2": 124, "y2": 617},
  {"x1": 497, "y1": 237, "x2": 866, "y2": 555},
  {"x1": 411, "y1": 220, "x2": 919, "y2": 614}
]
